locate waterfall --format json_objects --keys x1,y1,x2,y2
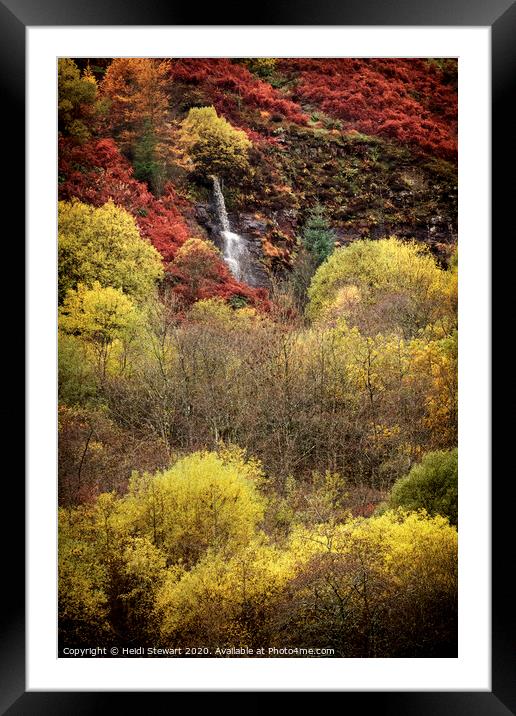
[
  {"x1": 212, "y1": 175, "x2": 230, "y2": 233},
  {"x1": 212, "y1": 176, "x2": 252, "y2": 283}
]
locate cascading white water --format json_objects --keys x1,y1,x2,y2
[
  {"x1": 212, "y1": 176, "x2": 251, "y2": 283},
  {"x1": 212, "y1": 175, "x2": 230, "y2": 233}
]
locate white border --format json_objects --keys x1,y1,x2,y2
[{"x1": 27, "y1": 27, "x2": 490, "y2": 691}]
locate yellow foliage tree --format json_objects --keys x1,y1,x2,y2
[
  {"x1": 58, "y1": 200, "x2": 163, "y2": 303},
  {"x1": 156, "y1": 538, "x2": 293, "y2": 647},
  {"x1": 307, "y1": 237, "x2": 456, "y2": 338},
  {"x1": 58, "y1": 58, "x2": 98, "y2": 143},
  {"x1": 59, "y1": 496, "x2": 168, "y2": 645},
  {"x1": 120, "y1": 450, "x2": 266, "y2": 566},
  {"x1": 280, "y1": 509, "x2": 457, "y2": 656},
  {"x1": 59, "y1": 282, "x2": 139, "y2": 377},
  {"x1": 179, "y1": 106, "x2": 252, "y2": 180},
  {"x1": 409, "y1": 331, "x2": 458, "y2": 449},
  {"x1": 58, "y1": 507, "x2": 111, "y2": 645},
  {"x1": 188, "y1": 297, "x2": 263, "y2": 329},
  {"x1": 59, "y1": 470, "x2": 457, "y2": 653}
]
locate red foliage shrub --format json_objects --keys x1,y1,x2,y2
[
  {"x1": 168, "y1": 239, "x2": 270, "y2": 310},
  {"x1": 167, "y1": 59, "x2": 307, "y2": 132},
  {"x1": 170, "y1": 264, "x2": 270, "y2": 309},
  {"x1": 279, "y1": 59, "x2": 457, "y2": 159},
  {"x1": 136, "y1": 186, "x2": 191, "y2": 262},
  {"x1": 59, "y1": 137, "x2": 192, "y2": 261}
]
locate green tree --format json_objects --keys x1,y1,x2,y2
[
  {"x1": 179, "y1": 106, "x2": 252, "y2": 180},
  {"x1": 58, "y1": 200, "x2": 163, "y2": 303},
  {"x1": 301, "y1": 205, "x2": 336, "y2": 266},
  {"x1": 387, "y1": 449, "x2": 458, "y2": 525},
  {"x1": 133, "y1": 120, "x2": 165, "y2": 195},
  {"x1": 58, "y1": 58, "x2": 98, "y2": 143}
]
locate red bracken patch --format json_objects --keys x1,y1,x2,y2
[
  {"x1": 278, "y1": 58, "x2": 457, "y2": 159},
  {"x1": 167, "y1": 59, "x2": 308, "y2": 133},
  {"x1": 59, "y1": 137, "x2": 193, "y2": 261}
]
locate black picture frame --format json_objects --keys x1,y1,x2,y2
[{"x1": 6, "y1": 0, "x2": 507, "y2": 710}]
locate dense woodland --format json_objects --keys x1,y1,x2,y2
[{"x1": 58, "y1": 57, "x2": 458, "y2": 657}]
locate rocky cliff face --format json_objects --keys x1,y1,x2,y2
[{"x1": 246, "y1": 126, "x2": 456, "y2": 265}]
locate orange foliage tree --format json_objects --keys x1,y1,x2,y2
[{"x1": 101, "y1": 58, "x2": 171, "y2": 154}]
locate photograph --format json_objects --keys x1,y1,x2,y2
[{"x1": 57, "y1": 56, "x2": 459, "y2": 659}]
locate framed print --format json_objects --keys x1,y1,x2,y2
[{"x1": 5, "y1": 0, "x2": 508, "y2": 708}]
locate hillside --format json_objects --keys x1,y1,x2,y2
[
  {"x1": 60, "y1": 57, "x2": 457, "y2": 293},
  {"x1": 57, "y1": 58, "x2": 458, "y2": 658}
]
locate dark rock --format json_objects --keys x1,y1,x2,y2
[
  {"x1": 237, "y1": 213, "x2": 268, "y2": 236},
  {"x1": 194, "y1": 203, "x2": 220, "y2": 241}
]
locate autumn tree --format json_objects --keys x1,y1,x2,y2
[
  {"x1": 59, "y1": 506, "x2": 111, "y2": 646},
  {"x1": 301, "y1": 204, "x2": 336, "y2": 266},
  {"x1": 179, "y1": 106, "x2": 252, "y2": 181},
  {"x1": 409, "y1": 330, "x2": 458, "y2": 449},
  {"x1": 156, "y1": 539, "x2": 292, "y2": 648},
  {"x1": 59, "y1": 496, "x2": 167, "y2": 646},
  {"x1": 275, "y1": 510, "x2": 458, "y2": 656},
  {"x1": 307, "y1": 236, "x2": 456, "y2": 338},
  {"x1": 59, "y1": 282, "x2": 139, "y2": 377},
  {"x1": 101, "y1": 58, "x2": 171, "y2": 191},
  {"x1": 58, "y1": 58, "x2": 98, "y2": 143},
  {"x1": 101, "y1": 58, "x2": 170, "y2": 152},
  {"x1": 121, "y1": 450, "x2": 266, "y2": 567},
  {"x1": 58, "y1": 200, "x2": 163, "y2": 303},
  {"x1": 170, "y1": 238, "x2": 227, "y2": 303}
]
